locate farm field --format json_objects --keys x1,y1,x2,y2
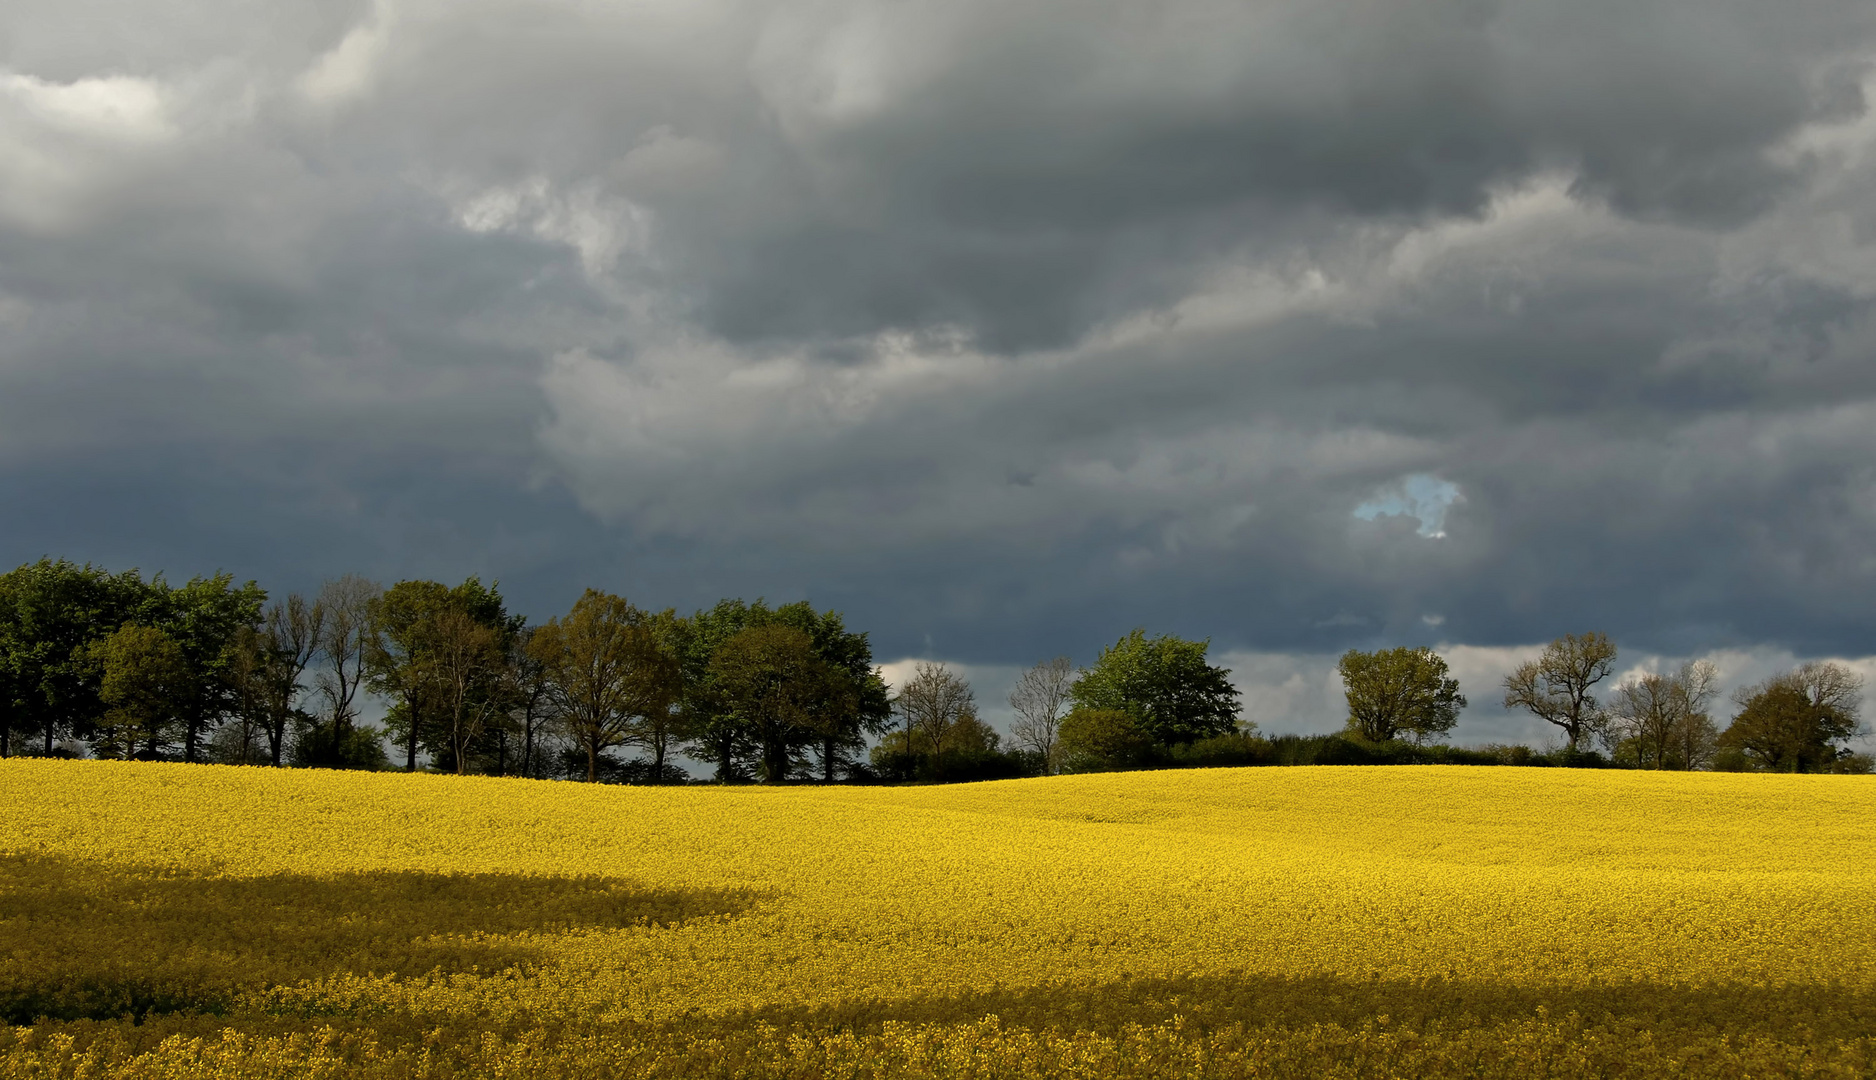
[{"x1": 2, "y1": 760, "x2": 1873, "y2": 1078}]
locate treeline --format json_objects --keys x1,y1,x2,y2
[
  {"x1": 2, "y1": 558, "x2": 1869, "y2": 780},
  {"x1": 1309, "y1": 635, "x2": 1870, "y2": 774},
  {"x1": 0, "y1": 559, "x2": 892, "y2": 781}
]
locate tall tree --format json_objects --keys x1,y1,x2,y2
[
  {"x1": 1720, "y1": 662, "x2": 1866, "y2": 772},
  {"x1": 1009, "y1": 657, "x2": 1075, "y2": 773},
  {"x1": 145, "y1": 572, "x2": 267, "y2": 763},
  {"x1": 709, "y1": 624, "x2": 832, "y2": 783},
  {"x1": 508, "y1": 625, "x2": 555, "y2": 778},
  {"x1": 308, "y1": 575, "x2": 380, "y2": 767},
  {"x1": 368, "y1": 577, "x2": 520, "y2": 773},
  {"x1": 1338, "y1": 646, "x2": 1466, "y2": 743},
  {"x1": 1607, "y1": 661, "x2": 1719, "y2": 770},
  {"x1": 369, "y1": 579, "x2": 452, "y2": 772},
  {"x1": 252, "y1": 594, "x2": 324, "y2": 767},
  {"x1": 1069, "y1": 630, "x2": 1240, "y2": 745},
  {"x1": 529, "y1": 590, "x2": 678, "y2": 782},
  {"x1": 1502, "y1": 633, "x2": 1618, "y2": 751},
  {"x1": 88, "y1": 624, "x2": 191, "y2": 759},
  {"x1": 0, "y1": 558, "x2": 148, "y2": 756},
  {"x1": 428, "y1": 608, "x2": 507, "y2": 775},
  {"x1": 894, "y1": 661, "x2": 976, "y2": 777},
  {"x1": 675, "y1": 598, "x2": 889, "y2": 783}
]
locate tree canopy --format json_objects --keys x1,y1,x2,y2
[
  {"x1": 1338, "y1": 646, "x2": 1466, "y2": 744},
  {"x1": 1069, "y1": 630, "x2": 1240, "y2": 745}
]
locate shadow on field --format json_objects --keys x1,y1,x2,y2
[{"x1": 0, "y1": 852, "x2": 765, "y2": 1024}]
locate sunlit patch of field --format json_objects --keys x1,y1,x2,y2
[{"x1": 2, "y1": 759, "x2": 1872, "y2": 1077}]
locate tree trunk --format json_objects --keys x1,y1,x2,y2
[
  {"x1": 587, "y1": 742, "x2": 598, "y2": 783},
  {"x1": 823, "y1": 737, "x2": 836, "y2": 783},
  {"x1": 45, "y1": 719, "x2": 55, "y2": 756},
  {"x1": 406, "y1": 699, "x2": 419, "y2": 772},
  {"x1": 652, "y1": 735, "x2": 665, "y2": 783}
]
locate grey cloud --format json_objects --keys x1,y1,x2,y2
[{"x1": 2, "y1": 0, "x2": 1876, "y2": 695}]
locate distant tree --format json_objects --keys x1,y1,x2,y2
[
  {"x1": 675, "y1": 598, "x2": 890, "y2": 783},
  {"x1": 1719, "y1": 662, "x2": 1866, "y2": 772},
  {"x1": 0, "y1": 558, "x2": 148, "y2": 757},
  {"x1": 1056, "y1": 707, "x2": 1156, "y2": 772},
  {"x1": 428, "y1": 608, "x2": 508, "y2": 775},
  {"x1": 508, "y1": 626, "x2": 556, "y2": 778},
  {"x1": 251, "y1": 594, "x2": 324, "y2": 767},
  {"x1": 529, "y1": 590, "x2": 678, "y2": 782},
  {"x1": 709, "y1": 624, "x2": 833, "y2": 783},
  {"x1": 369, "y1": 580, "x2": 451, "y2": 772},
  {"x1": 1502, "y1": 633, "x2": 1618, "y2": 751},
  {"x1": 144, "y1": 572, "x2": 267, "y2": 763},
  {"x1": 1606, "y1": 661, "x2": 1719, "y2": 770},
  {"x1": 1009, "y1": 657, "x2": 1074, "y2": 774},
  {"x1": 1069, "y1": 630, "x2": 1240, "y2": 745},
  {"x1": 308, "y1": 576, "x2": 380, "y2": 767},
  {"x1": 1338, "y1": 646, "x2": 1466, "y2": 743},
  {"x1": 87, "y1": 624, "x2": 191, "y2": 759},
  {"x1": 893, "y1": 661, "x2": 976, "y2": 778},
  {"x1": 367, "y1": 577, "x2": 519, "y2": 773},
  {"x1": 220, "y1": 625, "x2": 273, "y2": 764}
]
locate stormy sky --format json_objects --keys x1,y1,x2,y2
[{"x1": 4, "y1": 0, "x2": 1876, "y2": 745}]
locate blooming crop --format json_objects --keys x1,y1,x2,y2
[{"x1": 1, "y1": 760, "x2": 1871, "y2": 1077}]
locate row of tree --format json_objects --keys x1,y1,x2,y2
[
  {"x1": 3, "y1": 558, "x2": 1867, "y2": 779},
  {"x1": 1329, "y1": 634, "x2": 1870, "y2": 773},
  {"x1": 0, "y1": 559, "x2": 894, "y2": 781}
]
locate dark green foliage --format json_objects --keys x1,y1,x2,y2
[
  {"x1": 1721, "y1": 682, "x2": 1859, "y2": 772},
  {"x1": 0, "y1": 561, "x2": 262, "y2": 762},
  {"x1": 288, "y1": 722, "x2": 390, "y2": 771},
  {"x1": 1337, "y1": 646, "x2": 1466, "y2": 743},
  {"x1": 1056, "y1": 707, "x2": 1158, "y2": 772},
  {"x1": 677, "y1": 599, "x2": 891, "y2": 783},
  {"x1": 0, "y1": 559, "x2": 149, "y2": 757},
  {"x1": 1068, "y1": 629, "x2": 1241, "y2": 746}
]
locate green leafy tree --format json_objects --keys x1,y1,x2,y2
[
  {"x1": 708, "y1": 624, "x2": 838, "y2": 783},
  {"x1": 1502, "y1": 633, "x2": 1617, "y2": 751},
  {"x1": 1069, "y1": 629, "x2": 1241, "y2": 745},
  {"x1": 427, "y1": 608, "x2": 509, "y2": 775},
  {"x1": 677, "y1": 599, "x2": 890, "y2": 783},
  {"x1": 1337, "y1": 646, "x2": 1466, "y2": 743},
  {"x1": 88, "y1": 624, "x2": 191, "y2": 759},
  {"x1": 529, "y1": 590, "x2": 678, "y2": 782},
  {"x1": 1719, "y1": 662, "x2": 1866, "y2": 772},
  {"x1": 0, "y1": 558, "x2": 148, "y2": 757},
  {"x1": 369, "y1": 577, "x2": 520, "y2": 773},
  {"x1": 143, "y1": 572, "x2": 267, "y2": 763},
  {"x1": 1056, "y1": 707, "x2": 1156, "y2": 772}
]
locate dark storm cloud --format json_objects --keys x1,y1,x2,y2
[{"x1": 3, "y1": 0, "x2": 1876, "y2": 737}]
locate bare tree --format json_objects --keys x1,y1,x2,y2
[
  {"x1": 1607, "y1": 660, "x2": 1718, "y2": 770},
  {"x1": 256, "y1": 594, "x2": 323, "y2": 766},
  {"x1": 312, "y1": 575, "x2": 379, "y2": 764},
  {"x1": 894, "y1": 661, "x2": 975, "y2": 775},
  {"x1": 1009, "y1": 657, "x2": 1074, "y2": 773},
  {"x1": 1502, "y1": 633, "x2": 1618, "y2": 750},
  {"x1": 509, "y1": 625, "x2": 555, "y2": 778}
]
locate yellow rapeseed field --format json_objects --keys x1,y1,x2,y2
[{"x1": 1, "y1": 758, "x2": 1872, "y2": 1078}]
